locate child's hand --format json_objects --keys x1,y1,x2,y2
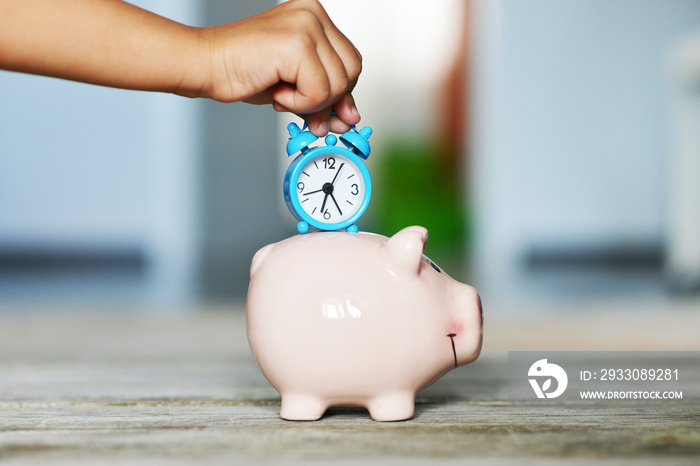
[
  {"x1": 0, "y1": 0, "x2": 361, "y2": 136},
  {"x1": 199, "y1": 0, "x2": 362, "y2": 136}
]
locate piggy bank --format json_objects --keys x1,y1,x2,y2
[{"x1": 246, "y1": 226, "x2": 483, "y2": 421}]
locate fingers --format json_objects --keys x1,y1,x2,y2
[
  {"x1": 318, "y1": 94, "x2": 360, "y2": 135},
  {"x1": 270, "y1": 0, "x2": 362, "y2": 135},
  {"x1": 305, "y1": 107, "x2": 333, "y2": 136},
  {"x1": 333, "y1": 93, "x2": 361, "y2": 128},
  {"x1": 299, "y1": 40, "x2": 360, "y2": 135},
  {"x1": 307, "y1": 1, "x2": 363, "y2": 84},
  {"x1": 271, "y1": 44, "x2": 331, "y2": 113},
  {"x1": 276, "y1": 93, "x2": 360, "y2": 137}
]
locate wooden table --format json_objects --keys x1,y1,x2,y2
[{"x1": 1, "y1": 300, "x2": 699, "y2": 464}]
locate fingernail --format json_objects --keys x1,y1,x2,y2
[
  {"x1": 350, "y1": 104, "x2": 360, "y2": 120},
  {"x1": 317, "y1": 121, "x2": 329, "y2": 136}
]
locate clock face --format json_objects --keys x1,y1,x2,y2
[{"x1": 293, "y1": 152, "x2": 366, "y2": 225}]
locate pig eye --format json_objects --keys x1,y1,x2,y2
[{"x1": 424, "y1": 256, "x2": 441, "y2": 273}]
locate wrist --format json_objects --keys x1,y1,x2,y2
[
  {"x1": 170, "y1": 25, "x2": 215, "y2": 99},
  {"x1": 189, "y1": 24, "x2": 248, "y2": 103}
]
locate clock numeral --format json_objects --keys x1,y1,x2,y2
[
  {"x1": 323, "y1": 209, "x2": 331, "y2": 220},
  {"x1": 323, "y1": 157, "x2": 336, "y2": 170},
  {"x1": 297, "y1": 182, "x2": 305, "y2": 192},
  {"x1": 351, "y1": 183, "x2": 359, "y2": 195}
]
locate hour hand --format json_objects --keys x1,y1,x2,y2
[{"x1": 321, "y1": 192, "x2": 329, "y2": 214}]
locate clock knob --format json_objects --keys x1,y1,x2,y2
[
  {"x1": 324, "y1": 134, "x2": 338, "y2": 146},
  {"x1": 340, "y1": 126, "x2": 372, "y2": 159},
  {"x1": 286, "y1": 122, "x2": 318, "y2": 156}
]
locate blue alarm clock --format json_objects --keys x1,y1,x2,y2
[{"x1": 283, "y1": 121, "x2": 373, "y2": 234}]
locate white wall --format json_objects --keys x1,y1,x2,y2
[{"x1": 470, "y1": 0, "x2": 700, "y2": 300}]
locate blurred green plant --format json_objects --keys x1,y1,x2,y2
[{"x1": 370, "y1": 137, "x2": 471, "y2": 279}]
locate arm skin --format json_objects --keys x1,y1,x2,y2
[{"x1": 0, "y1": 0, "x2": 361, "y2": 135}]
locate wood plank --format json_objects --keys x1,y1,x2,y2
[{"x1": 1, "y1": 302, "x2": 699, "y2": 463}]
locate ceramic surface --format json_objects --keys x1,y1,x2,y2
[{"x1": 246, "y1": 226, "x2": 483, "y2": 421}]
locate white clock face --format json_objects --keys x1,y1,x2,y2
[{"x1": 294, "y1": 153, "x2": 366, "y2": 224}]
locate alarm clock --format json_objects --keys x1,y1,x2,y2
[{"x1": 283, "y1": 121, "x2": 373, "y2": 234}]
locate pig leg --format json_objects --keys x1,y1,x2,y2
[
  {"x1": 366, "y1": 392, "x2": 415, "y2": 422},
  {"x1": 280, "y1": 393, "x2": 328, "y2": 421}
]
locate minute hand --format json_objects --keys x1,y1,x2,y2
[{"x1": 330, "y1": 162, "x2": 345, "y2": 185}]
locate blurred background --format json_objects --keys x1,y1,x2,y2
[{"x1": 2, "y1": 0, "x2": 700, "y2": 310}]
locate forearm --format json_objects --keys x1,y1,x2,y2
[
  {"x1": 0, "y1": 0, "x2": 208, "y2": 96},
  {"x1": 0, "y1": 0, "x2": 363, "y2": 134}
]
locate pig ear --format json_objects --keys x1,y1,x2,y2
[
  {"x1": 384, "y1": 226, "x2": 428, "y2": 276},
  {"x1": 250, "y1": 244, "x2": 274, "y2": 278}
]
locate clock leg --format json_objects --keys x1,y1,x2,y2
[
  {"x1": 346, "y1": 224, "x2": 358, "y2": 233},
  {"x1": 297, "y1": 221, "x2": 309, "y2": 234}
]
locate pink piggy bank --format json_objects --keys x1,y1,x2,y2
[{"x1": 246, "y1": 226, "x2": 483, "y2": 421}]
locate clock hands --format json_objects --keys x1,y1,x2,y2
[
  {"x1": 330, "y1": 163, "x2": 344, "y2": 185},
  {"x1": 330, "y1": 192, "x2": 342, "y2": 216},
  {"x1": 302, "y1": 162, "x2": 347, "y2": 218},
  {"x1": 303, "y1": 188, "x2": 324, "y2": 196},
  {"x1": 321, "y1": 188, "x2": 329, "y2": 215},
  {"x1": 321, "y1": 162, "x2": 345, "y2": 217}
]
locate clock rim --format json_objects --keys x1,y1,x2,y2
[{"x1": 284, "y1": 146, "x2": 372, "y2": 231}]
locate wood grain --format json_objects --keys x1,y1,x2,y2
[{"x1": 1, "y1": 302, "x2": 699, "y2": 463}]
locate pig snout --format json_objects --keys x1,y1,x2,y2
[{"x1": 450, "y1": 285, "x2": 483, "y2": 367}]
